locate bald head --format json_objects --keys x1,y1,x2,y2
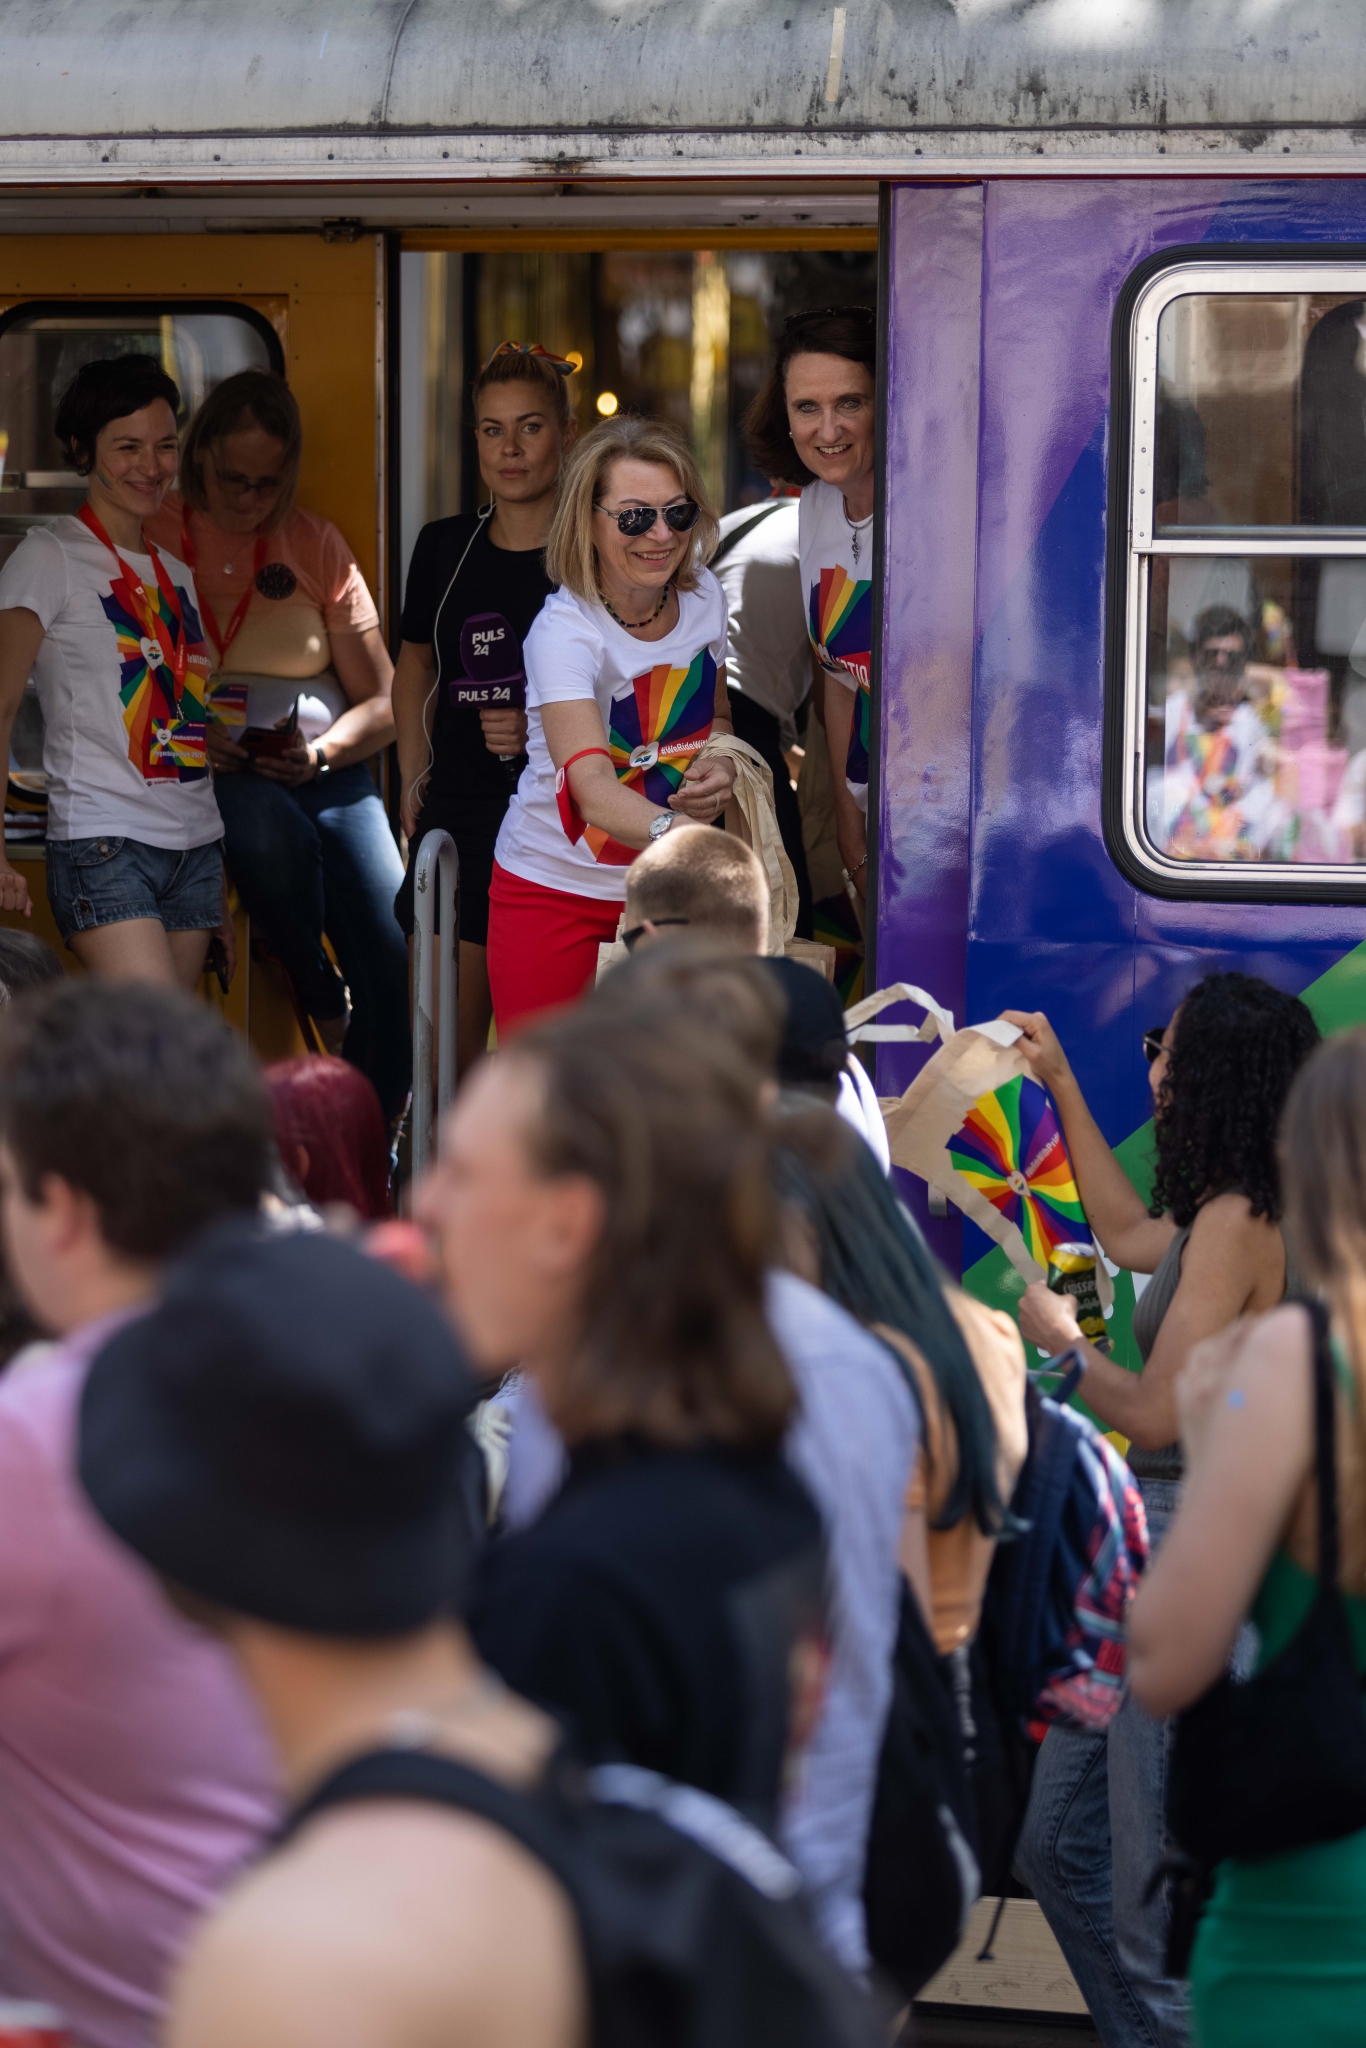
[{"x1": 624, "y1": 825, "x2": 768, "y2": 955}]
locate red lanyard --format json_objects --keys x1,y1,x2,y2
[
  {"x1": 78, "y1": 501, "x2": 189, "y2": 689},
  {"x1": 179, "y1": 511, "x2": 267, "y2": 666}
]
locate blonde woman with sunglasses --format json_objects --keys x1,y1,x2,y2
[{"x1": 485, "y1": 415, "x2": 735, "y2": 1034}]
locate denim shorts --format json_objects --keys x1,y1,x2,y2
[{"x1": 46, "y1": 835, "x2": 224, "y2": 943}]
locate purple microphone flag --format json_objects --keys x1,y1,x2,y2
[{"x1": 452, "y1": 612, "x2": 526, "y2": 709}]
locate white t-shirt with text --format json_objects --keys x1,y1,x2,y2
[
  {"x1": 0, "y1": 517, "x2": 221, "y2": 847},
  {"x1": 494, "y1": 574, "x2": 729, "y2": 901},
  {"x1": 798, "y1": 480, "x2": 873, "y2": 813}
]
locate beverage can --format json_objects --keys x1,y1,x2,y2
[
  {"x1": 1047, "y1": 1241, "x2": 1111, "y2": 1354},
  {"x1": 0, "y1": 2004, "x2": 67, "y2": 2046}
]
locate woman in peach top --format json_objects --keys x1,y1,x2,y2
[{"x1": 148, "y1": 372, "x2": 409, "y2": 1120}]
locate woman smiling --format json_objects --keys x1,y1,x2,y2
[
  {"x1": 0, "y1": 355, "x2": 227, "y2": 986},
  {"x1": 485, "y1": 415, "x2": 735, "y2": 1033},
  {"x1": 745, "y1": 307, "x2": 877, "y2": 901}
]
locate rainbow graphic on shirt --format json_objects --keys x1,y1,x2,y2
[
  {"x1": 573, "y1": 648, "x2": 718, "y2": 865},
  {"x1": 101, "y1": 574, "x2": 212, "y2": 781},
  {"x1": 808, "y1": 566, "x2": 871, "y2": 787}
]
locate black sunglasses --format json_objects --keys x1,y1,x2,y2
[
  {"x1": 1143, "y1": 1026, "x2": 1169, "y2": 1065},
  {"x1": 622, "y1": 917, "x2": 691, "y2": 953},
  {"x1": 595, "y1": 500, "x2": 700, "y2": 539}
]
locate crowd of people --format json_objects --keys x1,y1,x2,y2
[{"x1": 0, "y1": 317, "x2": 1360, "y2": 2048}]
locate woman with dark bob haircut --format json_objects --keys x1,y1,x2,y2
[
  {"x1": 415, "y1": 993, "x2": 824, "y2": 1827},
  {"x1": 1002, "y1": 971, "x2": 1321, "y2": 2048},
  {"x1": 146, "y1": 371, "x2": 408, "y2": 1121},
  {"x1": 0, "y1": 355, "x2": 229, "y2": 985},
  {"x1": 744, "y1": 305, "x2": 876, "y2": 900}
]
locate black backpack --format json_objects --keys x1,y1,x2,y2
[
  {"x1": 861, "y1": 1578, "x2": 980, "y2": 1999},
  {"x1": 285, "y1": 1744, "x2": 884, "y2": 2048}
]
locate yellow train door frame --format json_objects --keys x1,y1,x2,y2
[{"x1": 0, "y1": 232, "x2": 385, "y2": 1058}]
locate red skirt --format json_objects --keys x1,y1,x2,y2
[{"x1": 486, "y1": 860, "x2": 624, "y2": 1036}]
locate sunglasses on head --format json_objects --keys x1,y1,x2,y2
[
  {"x1": 622, "y1": 917, "x2": 690, "y2": 952},
  {"x1": 595, "y1": 500, "x2": 700, "y2": 539},
  {"x1": 1143, "y1": 1026, "x2": 1169, "y2": 1064}
]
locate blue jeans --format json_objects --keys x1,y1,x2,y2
[
  {"x1": 1014, "y1": 1478, "x2": 1189, "y2": 2048},
  {"x1": 215, "y1": 765, "x2": 411, "y2": 1120}
]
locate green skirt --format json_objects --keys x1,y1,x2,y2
[{"x1": 1190, "y1": 1826, "x2": 1366, "y2": 2047}]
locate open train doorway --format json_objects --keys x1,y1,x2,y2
[{"x1": 394, "y1": 235, "x2": 878, "y2": 1001}]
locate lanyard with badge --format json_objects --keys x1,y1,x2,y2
[
  {"x1": 78, "y1": 500, "x2": 191, "y2": 698},
  {"x1": 179, "y1": 510, "x2": 268, "y2": 669}
]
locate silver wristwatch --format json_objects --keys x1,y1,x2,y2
[{"x1": 648, "y1": 813, "x2": 677, "y2": 841}]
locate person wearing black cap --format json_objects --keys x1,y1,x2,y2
[
  {"x1": 79, "y1": 1222, "x2": 589, "y2": 2048},
  {"x1": 759, "y1": 953, "x2": 891, "y2": 1171}
]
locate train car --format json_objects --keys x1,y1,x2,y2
[{"x1": 2, "y1": 5, "x2": 1366, "y2": 2019}]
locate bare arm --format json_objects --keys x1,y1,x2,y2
[
  {"x1": 1001, "y1": 1009, "x2": 1176, "y2": 1275},
  {"x1": 1128, "y1": 1304, "x2": 1313, "y2": 1715},
  {"x1": 316, "y1": 625, "x2": 396, "y2": 765},
  {"x1": 542, "y1": 676, "x2": 737, "y2": 848},
  {"x1": 1019, "y1": 1195, "x2": 1285, "y2": 1449},
  {"x1": 541, "y1": 698, "x2": 668, "y2": 851},
  {"x1": 393, "y1": 638, "x2": 437, "y2": 837},
  {"x1": 819, "y1": 671, "x2": 868, "y2": 898},
  {"x1": 0, "y1": 609, "x2": 43, "y2": 918}
]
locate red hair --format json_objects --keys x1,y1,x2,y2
[{"x1": 265, "y1": 1056, "x2": 393, "y2": 1220}]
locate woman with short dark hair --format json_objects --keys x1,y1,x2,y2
[
  {"x1": 147, "y1": 370, "x2": 408, "y2": 1119},
  {"x1": 0, "y1": 354, "x2": 227, "y2": 986},
  {"x1": 744, "y1": 306, "x2": 877, "y2": 902},
  {"x1": 416, "y1": 997, "x2": 824, "y2": 1825}
]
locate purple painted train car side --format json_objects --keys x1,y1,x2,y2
[{"x1": 878, "y1": 178, "x2": 1366, "y2": 1341}]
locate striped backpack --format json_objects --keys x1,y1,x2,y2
[{"x1": 982, "y1": 1363, "x2": 1150, "y2": 1733}]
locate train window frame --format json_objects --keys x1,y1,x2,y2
[
  {"x1": 1105, "y1": 245, "x2": 1366, "y2": 905},
  {"x1": 0, "y1": 297, "x2": 284, "y2": 371}
]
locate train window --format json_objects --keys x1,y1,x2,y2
[
  {"x1": 0, "y1": 301, "x2": 282, "y2": 573},
  {"x1": 1121, "y1": 262, "x2": 1366, "y2": 890}
]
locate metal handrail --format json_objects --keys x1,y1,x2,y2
[{"x1": 411, "y1": 829, "x2": 459, "y2": 1179}]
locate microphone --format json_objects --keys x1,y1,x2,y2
[{"x1": 455, "y1": 612, "x2": 526, "y2": 783}]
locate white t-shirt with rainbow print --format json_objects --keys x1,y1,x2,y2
[
  {"x1": 799, "y1": 479, "x2": 873, "y2": 814},
  {"x1": 494, "y1": 573, "x2": 729, "y2": 901}
]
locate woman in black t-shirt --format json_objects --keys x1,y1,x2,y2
[
  {"x1": 414, "y1": 985, "x2": 825, "y2": 1827},
  {"x1": 393, "y1": 344, "x2": 576, "y2": 1070}
]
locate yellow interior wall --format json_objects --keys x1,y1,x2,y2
[{"x1": 0, "y1": 233, "x2": 383, "y2": 1059}]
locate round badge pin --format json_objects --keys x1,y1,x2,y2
[
  {"x1": 140, "y1": 636, "x2": 165, "y2": 668},
  {"x1": 628, "y1": 741, "x2": 659, "y2": 771}
]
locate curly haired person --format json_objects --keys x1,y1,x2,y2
[{"x1": 1000, "y1": 972, "x2": 1321, "y2": 2048}]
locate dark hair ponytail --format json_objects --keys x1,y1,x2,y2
[{"x1": 773, "y1": 1108, "x2": 1006, "y2": 1534}]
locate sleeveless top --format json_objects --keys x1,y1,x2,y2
[{"x1": 1128, "y1": 1214, "x2": 1304, "y2": 1481}]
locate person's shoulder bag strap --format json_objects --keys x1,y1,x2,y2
[{"x1": 710, "y1": 499, "x2": 788, "y2": 573}]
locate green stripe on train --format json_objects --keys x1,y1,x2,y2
[{"x1": 959, "y1": 939, "x2": 1366, "y2": 1361}]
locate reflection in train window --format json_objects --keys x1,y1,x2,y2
[
  {"x1": 1125, "y1": 266, "x2": 1366, "y2": 886},
  {"x1": 1154, "y1": 291, "x2": 1366, "y2": 532},
  {"x1": 1143, "y1": 552, "x2": 1366, "y2": 866}
]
